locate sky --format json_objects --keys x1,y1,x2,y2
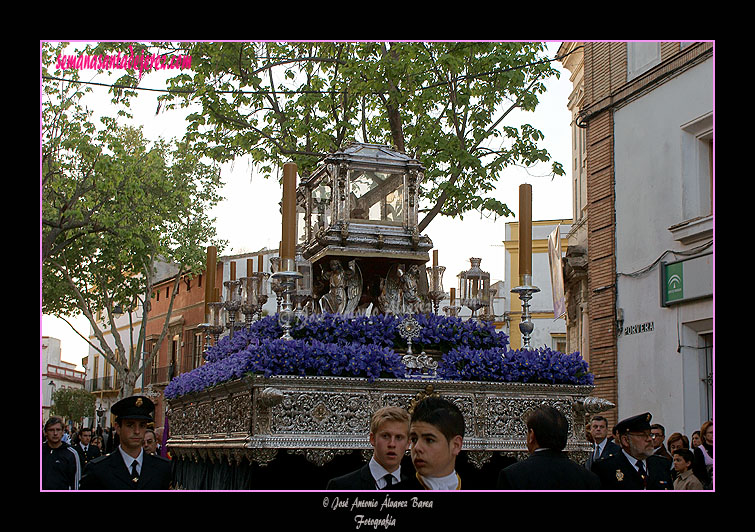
[{"x1": 41, "y1": 41, "x2": 574, "y2": 369}]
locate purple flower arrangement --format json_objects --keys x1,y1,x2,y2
[
  {"x1": 438, "y1": 346, "x2": 593, "y2": 385},
  {"x1": 164, "y1": 313, "x2": 592, "y2": 399}
]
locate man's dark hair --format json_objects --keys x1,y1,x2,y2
[
  {"x1": 44, "y1": 417, "x2": 65, "y2": 431},
  {"x1": 591, "y1": 415, "x2": 608, "y2": 425},
  {"x1": 650, "y1": 423, "x2": 665, "y2": 435},
  {"x1": 411, "y1": 396, "x2": 465, "y2": 441},
  {"x1": 526, "y1": 406, "x2": 569, "y2": 451},
  {"x1": 79, "y1": 427, "x2": 92, "y2": 436}
]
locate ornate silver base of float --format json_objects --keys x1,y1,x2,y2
[{"x1": 166, "y1": 375, "x2": 613, "y2": 469}]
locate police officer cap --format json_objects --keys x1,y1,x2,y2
[
  {"x1": 112, "y1": 395, "x2": 154, "y2": 422},
  {"x1": 614, "y1": 412, "x2": 652, "y2": 435}
]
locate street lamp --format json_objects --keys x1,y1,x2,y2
[
  {"x1": 96, "y1": 404, "x2": 105, "y2": 429},
  {"x1": 48, "y1": 380, "x2": 56, "y2": 409}
]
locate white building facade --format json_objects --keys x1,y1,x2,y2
[
  {"x1": 42, "y1": 336, "x2": 86, "y2": 423},
  {"x1": 613, "y1": 46, "x2": 713, "y2": 435}
]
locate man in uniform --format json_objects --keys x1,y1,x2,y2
[
  {"x1": 591, "y1": 412, "x2": 672, "y2": 490},
  {"x1": 74, "y1": 426, "x2": 101, "y2": 468},
  {"x1": 79, "y1": 396, "x2": 172, "y2": 490}
]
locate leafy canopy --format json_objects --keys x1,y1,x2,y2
[{"x1": 91, "y1": 41, "x2": 565, "y2": 230}]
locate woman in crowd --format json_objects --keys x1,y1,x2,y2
[{"x1": 692, "y1": 420, "x2": 713, "y2": 489}]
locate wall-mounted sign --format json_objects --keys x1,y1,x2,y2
[
  {"x1": 623, "y1": 321, "x2": 654, "y2": 336},
  {"x1": 661, "y1": 252, "x2": 713, "y2": 307}
]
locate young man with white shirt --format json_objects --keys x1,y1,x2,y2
[
  {"x1": 590, "y1": 412, "x2": 672, "y2": 490},
  {"x1": 394, "y1": 396, "x2": 465, "y2": 490},
  {"x1": 327, "y1": 406, "x2": 411, "y2": 490},
  {"x1": 79, "y1": 396, "x2": 172, "y2": 490},
  {"x1": 75, "y1": 426, "x2": 101, "y2": 468}
]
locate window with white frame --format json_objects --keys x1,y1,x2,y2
[{"x1": 680, "y1": 112, "x2": 714, "y2": 221}]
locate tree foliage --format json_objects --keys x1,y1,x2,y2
[
  {"x1": 42, "y1": 41, "x2": 226, "y2": 398},
  {"x1": 92, "y1": 41, "x2": 565, "y2": 231},
  {"x1": 51, "y1": 387, "x2": 96, "y2": 424}
]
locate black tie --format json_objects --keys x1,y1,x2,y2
[
  {"x1": 131, "y1": 460, "x2": 140, "y2": 484},
  {"x1": 637, "y1": 461, "x2": 647, "y2": 489},
  {"x1": 381, "y1": 474, "x2": 394, "y2": 490}
]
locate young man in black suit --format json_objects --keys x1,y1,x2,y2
[
  {"x1": 74, "y1": 426, "x2": 101, "y2": 468},
  {"x1": 79, "y1": 396, "x2": 172, "y2": 490},
  {"x1": 591, "y1": 412, "x2": 673, "y2": 490},
  {"x1": 327, "y1": 406, "x2": 412, "y2": 490},
  {"x1": 394, "y1": 396, "x2": 465, "y2": 490},
  {"x1": 496, "y1": 405, "x2": 601, "y2": 490}
]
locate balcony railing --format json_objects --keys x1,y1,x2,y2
[
  {"x1": 47, "y1": 364, "x2": 85, "y2": 384},
  {"x1": 85, "y1": 376, "x2": 117, "y2": 393}
]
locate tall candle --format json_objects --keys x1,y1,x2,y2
[
  {"x1": 230, "y1": 261, "x2": 236, "y2": 281},
  {"x1": 281, "y1": 162, "x2": 298, "y2": 266},
  {"x1": 205, "y1": 245, "x2": 217, "y2": 317},
  {"x1": 450, "y1": 287, "x2": 456, "y2": 306},
  {"x1": 247, "y1": 259, "x2": 254, "y2": 277},
  {"x1": 519, "y1": 183, "x2": 532, "y2": 285},
  {"x1": 433, "y1": 249, "x2": 438, "y2": 268},
  {"x1": 258, "y1": 254, "x2": 264, "y2": 273}
]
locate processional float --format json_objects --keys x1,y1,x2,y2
[{"x1": 166, "y1": 142, "x2": 613, "y2": 489}]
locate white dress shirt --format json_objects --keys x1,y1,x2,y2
[
  {"x1": 368, "y1": 456, "x2": 402, "y2": 489},
  {"x1": 118, "y1": 446, "x2": 144, "y2": 476}
]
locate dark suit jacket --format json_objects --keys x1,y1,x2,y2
[
  {"x1": 497, "y1": 449, "x2": 601, "y2": 490},
  {"x1": 653, "y1": 444, "x2": 672, "y2": 461},
  {"x1": 591, "y1": 451, "x2": 672, "y2": 490},
  {"x1": 326, "y1": 463, "x2": 410, "y2": 490},
  {"x1": 75, "y1": 444, "x2": 101, "y2": 468},
  {"x1": 585, "y1": 439, "x2": 621, "y2": 470},
  {"x1": 79, "y1": 450, "x2": 172, "y2": 490}
]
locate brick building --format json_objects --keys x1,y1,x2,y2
[
  {"x1": 559, "y1": 42, "x2": 714, "y2": 432},
  {"x1": 142, "y1": 257, "x2": 223, "y2": 428}
]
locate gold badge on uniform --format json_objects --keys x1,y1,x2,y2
[
  {"x1": 615, "y1": 470, "x2": 624, "y2": 482},
  {"x1": 135, "y1": 398, "x2": 143, "y2": 407}
]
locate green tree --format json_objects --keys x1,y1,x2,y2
[
  {"x1": 93, "y1": 41, "x2": 565, "y2": 231},
  {"x1": 42, "y1": 42, "x2": 226, "y2": 399},
  {"x1": 51, "y1": 387, "x2": 96, "y2": 425}
]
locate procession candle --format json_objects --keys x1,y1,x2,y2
[
  {"x1": 258, "y1": 254, "x2": 264, "y2": 273},
  {"x1": 247, "y1": 259, "x2": 254, "y2": 277},
  {"x1": 205, "y1": 245, "x2": 217, "y2": 316},
  {"x1": 281, "y1": 162, "x2": 298, "y2": 270},
  {"x1": 230, "y1": 261, "x2": 236, "y2": 281},
  {"x1": 450, "y1": 287, "x2": 456, "y2": 306},
  {"x1": 431, "y1": 250, "x2": 439, "y2": 289},
  {"x1": 519, "y1": 183, "x2": 532, "y2": 286}
]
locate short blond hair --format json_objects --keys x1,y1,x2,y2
[{"x1": 370, "y1": 406, "x2": 410, "y2": 435}]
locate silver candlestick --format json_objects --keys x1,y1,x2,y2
[
  {"x1": 511, "y1": 274, "x2": 540, "y2": 349},
  {"x1": 223, "y1": 279, "x2": 242, "y2": 340},
  {"x1": 271, "y1": 258, "x2": 302, "y2": 340}
]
